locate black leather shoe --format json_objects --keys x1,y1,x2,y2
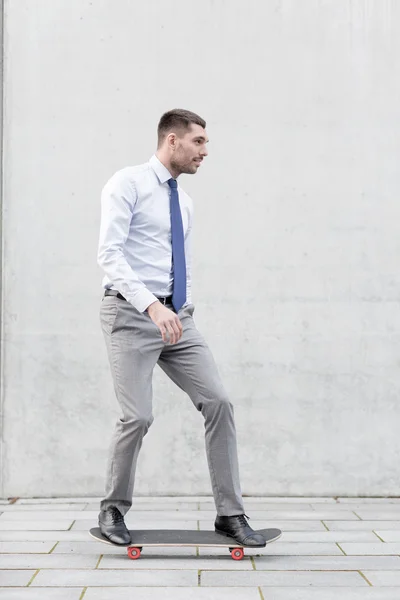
[
  {"x1": 98, "y1": 506, "x2": 131, "y2": 546},
  {"x1": 215, "y1": 514, "x2": 266, "y2": 547}
]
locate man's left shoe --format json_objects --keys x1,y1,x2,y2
[
  {"x1": 215, "y1": 514, "x2": 266, "y2": 547},
  {"x1": 98, "y1": 506, "x2": 131, "y2": 546}
]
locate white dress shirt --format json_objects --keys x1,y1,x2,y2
[{"x1": 98, "y1": 155, "x2": 193, "y2": 312}]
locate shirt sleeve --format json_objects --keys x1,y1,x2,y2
[{"x1": 97, "y1": 170, "x2": 158, "y2": 312}]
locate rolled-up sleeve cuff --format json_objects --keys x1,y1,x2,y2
[{"x1": 128, "y1": 289, "x2": 159, "y2": 313}]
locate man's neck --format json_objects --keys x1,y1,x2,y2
[{"x1": 155, "y1": 151, "x2": 180, "y2": 179}]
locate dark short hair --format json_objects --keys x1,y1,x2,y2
[{"x1": 157, "y1": 109, "x2": 206, "y2": 146}]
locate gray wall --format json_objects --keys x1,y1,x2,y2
[
  {"x1": 1, "y1": 0, "x2": 400, "y2": 498},
  {"x1": 0, "y1": 0, "x2": 3, "y2": 498}
]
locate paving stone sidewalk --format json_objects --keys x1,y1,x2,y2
[{"x1": 1, "y1": 496, "x2": 400, "y2": 598}]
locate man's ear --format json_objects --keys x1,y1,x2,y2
[{"x1": 167, "y1": 132, "x2": 177, "y2": 150}]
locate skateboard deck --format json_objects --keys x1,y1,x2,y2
[{"x1": 89, "y1": 527, "x2": 282, "y2": 560}]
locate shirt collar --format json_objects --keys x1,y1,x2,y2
[{"x1": 149, "y1": 155, "x2": 173, "y2": 184}]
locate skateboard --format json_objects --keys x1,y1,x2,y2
[{"x1": 89, "y1": 527, "x2": 282, "y2": 560}]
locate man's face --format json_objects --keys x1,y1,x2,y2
[{"x1": 170, "y1": 124, "x2": 209, "y2": 175}]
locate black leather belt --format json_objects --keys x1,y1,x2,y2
[{"x1": 104, "y1": 289, "x2": 173, "y2": 305}]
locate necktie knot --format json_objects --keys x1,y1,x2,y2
[{"x1": 168, "y1": 178, "x2": 178, "y2": 190}]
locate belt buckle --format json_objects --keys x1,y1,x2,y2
[{"x1": 161, "y1": 297, "x2": 167, "y2": 305}]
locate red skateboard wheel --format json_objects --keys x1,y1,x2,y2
[
  {"x1": 127, "y1": 546, "x2": 141, "y2": 560},
  {"x1": 230, "y1": 547, "x2": 244, "y2": 560}
]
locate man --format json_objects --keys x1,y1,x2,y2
[{"x1": 97, "y1": 109, "x2": 265, "y2": 548}]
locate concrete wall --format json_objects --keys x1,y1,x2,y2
[
  {"x1": 0, "y1": 0, "x2": 3, "y2": 498},
  {"x1": 1, "y1": 0, "x2": 400, "y2": 498}
]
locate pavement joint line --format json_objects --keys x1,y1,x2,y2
[
  {"x1": 196, "y1": 568, "x2": 394, "y2": 581},
  {"x1": 68, "y1": 520, "x2": 76, "y2": 531},
  {"x1": 197, "y1": 569, "x2": 201, "y2": 586},
  {"x1": 200, "y1": 569, "x2": 366, "y2": 572},
  {"x1": 359, "y1": 570, "x2": 373, "y2": 586},
  {"x1": 321, "y1": 520, "x2": 329, "y2": 531},
  {"x1": 197, "y1": 520, "x2": 200, "y2": 531},
  {"x1": 258, "y1": 586, "x2": 265, "y2": 600},
  {"x1": 26, "y1": 569, "x2": 40, "y2": 587},
  {"x1": 95, "y1": 554, "x2": 103, "y2": 569},
  {"x1": 336, "y1": 542, "x2": 346, "y2": 555},
  {"x1": 49, "y1": 541, "x2": 59, "y2": 553},
  {"x1": 79, "y1": 587, "x2": 87, "y2": 600},
  {"x1": 373, "y1": 530, "x2": 385, "y2": 542},
  {"x1": 250, "y1": 556, "x2": 256, "y2": 570},
  {"x1": 353, "y1": 511, "x2": 362, "y2": 520}
]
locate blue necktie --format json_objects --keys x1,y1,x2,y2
[{"x1": 168, "y1": 178, "x2": 187, "y2": 312}]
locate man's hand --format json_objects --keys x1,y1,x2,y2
[{"x1": 147, "y1": 301, "x2": 183, "y2": 344}]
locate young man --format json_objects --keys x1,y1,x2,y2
[{"x1": 97, "y1": 109, "x2": 265, "y2": 548}]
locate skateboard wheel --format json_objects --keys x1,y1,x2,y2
[
  {"x1": 127, "y1": 546, "x2": 141, "y2": 560},
  {"x1": 230, "y1": 547, "x2": 244, "y2": 561}
]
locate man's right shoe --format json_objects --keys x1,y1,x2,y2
[
  {"x1": 98, "y1": 506, "x2": 131, "y2": 546},
  {"x1": 215, "y1": 514, "x2": 266, "y2": 547}
]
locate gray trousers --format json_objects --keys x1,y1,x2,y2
[{"x1": 99, "y1": 295, "x2": 245, "y2": 517}]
